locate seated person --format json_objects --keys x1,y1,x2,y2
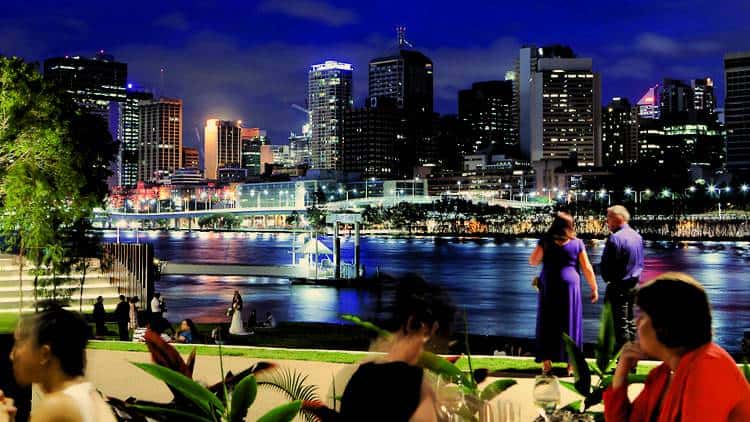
[
  {"x1": 174, "y1": 319, "x2": 199, "y2": 344},
  {"x1": 604, "y1": 272, "x2": 750, "y2": 421},
  {"x1": 247, "y1": 309, "x2": 257, "y2": 329},
  {"x1": 339, "y1": 274, "x2": 454, "y2": 422},
  {"x1": 263, "y1": 312, "x2": 276, "y2": 328}
]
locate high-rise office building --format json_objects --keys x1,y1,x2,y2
[
  {"x1": 528, "y1": 57, "x2": 601, "y2": 167},
  {"x1": 458, "y1": 80, "x2": 515, "y2": 157},
  {"x1": 602, "y1": 97, "x2": 639, "y2": 168},
  {"x1": 307, "y1": 61, "x2": 353, "y2": 170},
  {"x1": 725, "y1": 52, "x2": 750, "y2": 176},
  {"x1": 516, "y1": 45, "x2": 576, "y2": 161},
  {"x1": 138, "y1": 98, "x2": 182, "y2": 183},
  {"x1": 692, "y1": 78, "x2": 716, "y2": 114},
  {"x1": 204, "y1": 119, "x2": 242, "y2": 180},
  {"x1": 241, "y1": 127, "x2": 267, "y2": 176},
  {"x1": 342, "y1": 97, "x2": 400, "y2": 179},
  {"x1": 182, "y1": 147, "x2": 199, "y2": 169},
  {"x1": 118, "y1": 89, "x2": 153, "y2": 187},
  {"x1": 660, "y1": 78, "x2": 693, "y2": 121},
  {"x1": 637, "y1": 85, "x2": 661, "y2": 120},
  {"x1": 288, "y1": 123, "x2": 312, "y2": 167},
  {"x1": 369, "y1": 45, "x2": 435, "y2": 173},
  {"x1": 43, "y1": 51, "x2": 127, "y2": 119}
]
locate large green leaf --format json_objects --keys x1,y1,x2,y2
[
  {"x1": 744, "y1": 362, "x2": 750, "y2": 383},
  {"x1": 229, "y1": 374, "x2": 258, "y2": 422},
  {"x1": 257, "y1": 401, "x2": 302, "y2": 422},
  {"x1": 596, "y1": 303, "x2": 616, "y2": 374},
  {"x1": 132, "y1": 404, "x2": 212, "y2": 422},
  {"x1": 257, "y1": 368, "x2": 321, "y2": 422},
  {"x1": 604, "y1": 348, "x2": 623, "y2": 375},
  {"x1": 340, "y1": 314, "x2": 392, "y2": 339},
  {"x1": 479, "y1": 379, "x2": 517, "y2": 402},
  {"x1": 562, "y1": 333, "x2": 591, "y2": 396},
  {"x1": 600, "y1": 373, "x2": 648, "y2": 388},
  {"x1": 418, "y1": 351, "x2": 475, "y2": 389},
  {"x1": 131, "y1": 362, "x2": 225, "y2": 417},
  {"x1": 559, "y1": 380, "x2": 582, "y2": 396}
]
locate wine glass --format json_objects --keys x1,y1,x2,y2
[
  {"x1": 434, "y1": 375, "x2": 465, "y2": 421},
  {"x1": 533, "y1": 374, "x2": 561, "y2": 417}
]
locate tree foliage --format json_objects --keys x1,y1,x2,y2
[{"x1": 0, "y1": 56, "x2": 116, "y2": 310}]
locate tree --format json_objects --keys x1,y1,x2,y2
[{"x1": 0, "y1": 56, "x2": 116, "y2": 312}]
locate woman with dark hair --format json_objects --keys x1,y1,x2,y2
[
  {"x1": 6, "y1": 308, "x2": 116, "y2": 421},
  {"x1": 604, "y1": 272, "x2": 750, "y2": 421},
  {"x1": 174, "y1": 319, "x2": 200, "y2": 344},
  {"x1": 339, "y1": 275, "x2": 454, "y2": 421},
  {"x1": 529, "y1": 211, "x2": 598, "y2": 374}
]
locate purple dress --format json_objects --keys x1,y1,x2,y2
[{"x1": 535, "y1": 237, "x2": 584, "y2": 362}]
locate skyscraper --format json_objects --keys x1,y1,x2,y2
[
  {"x1": 725, "y1": 52, "x2": 750, "y2": 176},
  {"x1": 307, "y1": 61, "x2": 353, "y2": 170},
  {"x1": 529, "y1": 56, "x2": 601, "y2": 167},
  {"x1": 692, "y1": 78, "x2": 716, "y2": 120},
  {"x1": 602, "y1": 97, "x2": 638, "y2": 168},
  {"x1": 288, "y1": 123, "x2": 312, "y2": 167},
  {"x1": 369, "y1": 43, "x2": 435, "y2": 174},
  {"x1": 637, "y1": 85, "x2": 661, "y2": 120},
  {"x1": 660, "y1": 78, "x2": 693, "y2": 121},
  {"x1": 118, "y1": 89, "x2": 153, "y2": 187},
  {"x1": 204, "y1": 119, "x2": 242, "y2": 180},
  {"x1": 182, "y1": 147, "x2": 200, "y2": 169},
  {"x1": 43, "y1": 51, "x2": 127, "y2": 119},
  {"x1": 138, "y1": 98, "x2": 182, "y2": 183},
  {"x1": 240, "y1": 127, "x2": 267, "y2": 176},
  {"x1": 342, "y1": 97, "x2": 400, "y2": 179},
  {"x1": 458, "y1": 80, "x2": 515, "y2": 157}
]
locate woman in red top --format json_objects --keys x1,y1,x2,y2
[{"x1": 604, "y1": 272, "x2": 750, "y2": 421}]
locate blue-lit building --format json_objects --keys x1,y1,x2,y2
[{"x1": 307, "y1": 61, "x2": 353, "y2": 170}]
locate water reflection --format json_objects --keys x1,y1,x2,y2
[{"x1": 103, "y1": 231, "x2": 750, "y2": 352}]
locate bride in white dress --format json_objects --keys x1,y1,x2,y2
[{"x1": 229, "y1": 290, "x2": 248, "y2": 335}]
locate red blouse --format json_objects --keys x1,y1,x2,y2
[{"x1": 603, "y1": 343, "x2": 750, "y2": 421}]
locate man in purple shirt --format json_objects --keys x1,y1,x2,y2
[{"x1": 600, "y1": 205, "x2": 644, "y2": 349}]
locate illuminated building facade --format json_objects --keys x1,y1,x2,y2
[
  {"x1": 307, "y1": 61, "x2": 353, "y2": 170},
  {"x1": 118, "y1": 89, "x2": 153, "y2": 187},
  {"x1": 342, "y1": 98, "x2": 400, "y2": 179},
  {"x1": 602, "y1": 97, "x2": 639, "y2": 168},
  {"x1": 458, "y1": 80, "x2": 515, "y2": 157},
  {"x1": 241, "y1": 127, "x2": 267, "y2": 176},
  {"x1": 204, "y1": 119, "x2": 242, "y2": 180},
  {"x1": 725, "y1": 52, "x2": 750, "y2": 175},
  {"x1": 182, "y1": 147, "x2": 199, "y2": 169},
  {"x1": 637, "y1": 85, "x2": 660, "y2": 120},
  {"x1": 138, "y1": 98, "x2": 183, "y2": 183}
]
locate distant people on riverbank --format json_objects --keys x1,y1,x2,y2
[
  {"x1": 601, "y1": 205, "x2": 644, "y2": 350},
  {"x1": 340, "y1": 275, "x2": 454, "y2": 421},
  {"x1": 4, "y1": 309, "x2": 117, "y2": 421},
  {"x1": 174, "y1": 319, "x2": 200, "y2": 344},
  {"x1": 114, "y1": 295, "x2": 130, "y2": 341},
  {"x1": 150, "y1": 292, "x2": 163, "y2": 321},
  {"x1": 93, "y1": 296, "x2": 106, "y2": 337},
  {"x1": 247, "y1": 309, "x2": 257, "y2": 330},
  {"x1": 529, "y1": 211, "x2": 598, "y2": 375},
  {"x1": 128, "y1": 296, "x2": 140, "y2": 331},
  {"x1": 263, "y1": 311, "x2": 276, "y2": 328},
  {"x1": 229, "y1": 291, "x2": 249, "y2": 335},
  {"x1": 604, "y1": 272, "x2": 750, "y2": 421}
]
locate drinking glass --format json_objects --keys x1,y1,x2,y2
[
  {"x1": 533, "y1": 374, "x2": 561, "y2": 416},
  {"x1": 497, "y1": 400, "x2": 521, "y2": 422},
  {"x1": 434, "y1": 375, "x2": 465, "y2": 421}
]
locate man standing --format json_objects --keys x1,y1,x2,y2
[
  {"x1": 92, "y1": 296, "x2": 106, "y2": 337},
  {"x1": 600, "y1": 205, "x2": 644, "y2": 350},
  {"x1": 150, "y1": 292, "x2": 162, "y2": 323},
  {"x1": 114, "y1": 295, "x2": 130, "y2": 341}
]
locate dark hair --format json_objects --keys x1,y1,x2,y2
[
  {"x1": 543, "y1": 212, "x2": 576, "y2": 246},
  {"x1": 119, "y1": 295, "x2": 126, "y2": 301},
  {"x1": 183, "y1": 319, "x2": 199, "y2": 338},
  {"x1": 22, "y1": 309, "x2": 89, "y2": 377},
  {"x1": 636, "y1": 273, "x2": 712, "y2": 350},
  {"x1": 384, "y1": 274, "x2": 455, "y2": 337}
]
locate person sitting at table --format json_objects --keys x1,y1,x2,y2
[
  {"x1": 174, "y1": 319, "x2": 200, "y2": 344},
  {"x1": 604, "y1": 272, "x2": 750, "y2": 421},
  {"x1": 339, "y1": 274, "x2": 454, "y2": 421},
  {"x1": 263, "y1": 311, "x2": 276, "y2": 328}
]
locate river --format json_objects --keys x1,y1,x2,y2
[{"x1": 105, "y1": 230, "x2": 750, "y2": 353}]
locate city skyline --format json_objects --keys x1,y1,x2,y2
[{"x1": 2, "y1": 1, "x2": 748, "y2": 147}]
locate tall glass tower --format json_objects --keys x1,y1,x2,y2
[{"x1": 307, "y1": 61, "x2": 353, "y2": 170}]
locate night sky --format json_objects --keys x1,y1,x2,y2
[{"x1": 2, "y1": 0, "x2": 749, "y2": 146}]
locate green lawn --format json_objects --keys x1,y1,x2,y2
[{"x1": 0, "y1": 313, "x2": 20, "y2": 333}]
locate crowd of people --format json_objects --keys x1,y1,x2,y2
[{"x1": 1, "y1": 203, "x2": 750, "y2": 421}]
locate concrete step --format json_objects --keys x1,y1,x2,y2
[
  {"x1": 0, "y1": 276, "x2": 111, "y2": 289},
  {"x1": 0, "y1": 284, "x2": 117, "y2": 299},
  {"x1": 0, "y1": 294, "x2": 121, "y2": 310}
]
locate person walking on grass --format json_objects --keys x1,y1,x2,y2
[
  {"x1": 600, "y1": 205, "x2": 644, "y2": 350},
  {"x1": 92, "y1": 296, "x2": 106, "y2": 337},
  {"x1": 114, "y1": 295, "x2": 130, "y2": 341}
]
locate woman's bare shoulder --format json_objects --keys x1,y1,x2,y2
[{"x1": 30, "y1": 393, "x2": 81, "y2": 422}]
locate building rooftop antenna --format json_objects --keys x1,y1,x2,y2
[{"x1": 397, "y1": 26, "x2": 413, "y2": 48}]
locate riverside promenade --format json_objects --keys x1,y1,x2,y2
[{"x1": 75, "y1": 345, "x2": 645, "y2": 420}]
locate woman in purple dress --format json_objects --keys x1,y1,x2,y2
[{"x1": 529, "y1": 212, "x2": 599, "y2": 374}]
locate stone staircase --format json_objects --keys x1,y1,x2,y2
[{"x1": 0, "y1": 254, "x2": 122, "y2": 313}]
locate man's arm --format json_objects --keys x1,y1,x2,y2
[{"x1": 600, "y1": 236, "x2": 618, "y2": 282}]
